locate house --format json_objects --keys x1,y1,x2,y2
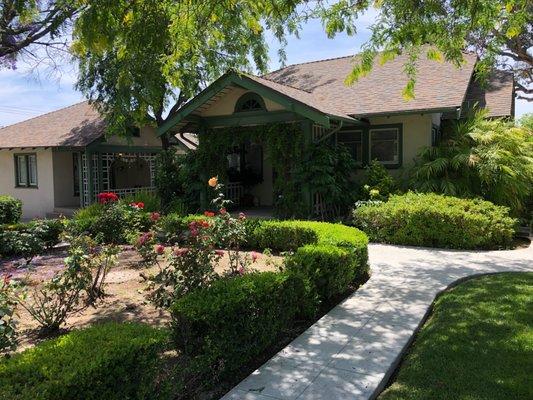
[
  {"x1": 157, "y1": 51, "x2": 514, "y2": 213},
  {"x1": 0, "y1": 102, "x2": 169, "y2": 219}
]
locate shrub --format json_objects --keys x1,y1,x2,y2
[
  {"x1": 0, "y1": 323, "x2": 167, "y2": 400},
  {"x1": 252, "y1": 221, "x2": 318, "y2": 251},
  {"x1": 0, "y1": 196, "x2": 22, "y2": 225},
  {"x1": 156, "y1": 214, "x2": 206, "y2": 244},
  {"x1": 0, "y1": 219, "x2": 63, "y2": 260},
  {"x1": 171, "y1": 272, "x2": 314, "y2": 379},
  {"x1": 285, "y1": 243, "x2": 360, "y2": 301},
  {"x1": 0, "y1": 276, "x2": 18, "y2": 355},
  {"x1": 359, "y1": 160, "x2": 396, "y2": 201},
  {"x1": 29, "y1": 219, "x2": 64, "y2": 249},
  {"x1": 353, "y1": 192, "x2": 517, "y2": 249},
  {"x1": 121, "y1": 192, "x2": 161, "y2": 212}
]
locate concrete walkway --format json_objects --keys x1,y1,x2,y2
[{"x1": 222, "y1": 242, "x2": 533, "y2": 400}]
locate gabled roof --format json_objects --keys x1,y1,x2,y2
[
  {"x1": 158, "y1": 71, "x2": 360, "y2": 135},
  {"x1": 0, "y1": 101, "x2": 104, "y2": 149},
  {"x1": 265, "y1": 51, "x2": 513, "y2": 118}
]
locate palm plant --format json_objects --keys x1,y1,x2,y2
[{"x1": 410, "y1": 110, "x2": 533, "y2": 216}]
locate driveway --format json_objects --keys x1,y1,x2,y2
[{"x1": 222, "y1": 242, "x2": 533, "y2": 400}]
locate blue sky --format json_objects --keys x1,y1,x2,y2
[{"x1": 0, "y1": 13, "x2": 530, "y2": 127}]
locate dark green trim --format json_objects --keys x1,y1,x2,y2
[
  {"x1": 86, "y1": 149, "x2": 94, "y2": 204},
  {"x1": 13, "y1": 153, "x2": 38, "y2": 188},
  {"x1": 76, "y1": 152, "x2": 83, "y2": 204},
  {"x1": 355, "y1": 107, "x2": 460, "y2": 119},
  {"x1": 202, "y1": 111, "x2": 305, "y2": 128},
  {"x1": 97, "y1": 152, "x2": 103, "y2": 192},
  {"x1": 234, "y1": 92, "x2": 266, "y2": 113},
  {"x1": 157, "y1": 71, "x2": 348, "y2": 136},
  {"x1": 92, "y1": 144, "x2": 163, "y2": 153},
  {"x1": 368, "y1": 123, "x2": 403, "y2": 169}
]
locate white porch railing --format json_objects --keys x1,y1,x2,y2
[
  {"x1": 225, "y1": 182, "x2": 243, "y2": 206},
  {"x1": 112, "y1": 187, "x2": 156, "y2": 198}
]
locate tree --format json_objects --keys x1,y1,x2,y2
[
  {"x1": 72, "y1": 0, "x2": 300, "y2": 147},
  {"x1": 314, "y1": 0, "x2": 532, "y2": 100},
  {"x1": 0, "y1": 0, "x2": 79, "y2": 68}
]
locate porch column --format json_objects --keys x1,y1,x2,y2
[
  {"x1": 97, "y1": 152, "x2": 103, "y2": 192},
  {"x1": 301, "y1": 120, "x2": 313, "y2": 216},
  {"x1": 86, "y1": 149, "x2": 94, "y2": 204},
  {"x1": 77, "y1": 152, "x2": 84, "y2": 207}
]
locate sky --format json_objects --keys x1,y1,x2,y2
[{"x1": 0, "y1": 12, "x2": 531, "y2": 127}]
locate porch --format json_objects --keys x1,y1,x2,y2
[{"x1": 52, "y1": 144, "x2": 161, "y2": 210}]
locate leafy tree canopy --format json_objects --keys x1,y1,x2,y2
[
  {"x1": 312, "y1": 0, "x2": 532, "y2": 100},
  {"x1": 72, "y1": 0, "x2": 300, "y2": 143},
  {"x1": 1, "y1": 0, "x2": 79, "y2": 68}
]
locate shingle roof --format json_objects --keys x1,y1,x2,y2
[
  {"x1": 243, "y1": 74, "x2": 355, "y2": 120},
  {"x1": 0, "y1": 101, "x2": 104, "y2": 149},
  {"x1": 264, "y1": 51, "x2": 514, "y2": 118},
  {"x1": 462, "y1": 70, "x2": 515, "y2": 117}
]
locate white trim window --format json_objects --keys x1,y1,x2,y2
[
  {"x1": 14, "y1": 153, "x2": 38, "y2": 187},
  {"x1": 337, "y1": 130, "x2": 363, "y2": 165},
  {"x1": 369, "y1": 127, "x2": 400, "y2": 165}
]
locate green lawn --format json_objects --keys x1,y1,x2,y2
[{"x1": 379, "y1": 272, "x2": 533, "y2": 400}]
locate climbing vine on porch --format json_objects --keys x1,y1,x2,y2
[{"x1": 194, "y1": 122, "x2": 310, "y2": 218}]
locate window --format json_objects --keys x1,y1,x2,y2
[
  {"x1": 369, "y1": 127, "x2": 400, "y2": 165},
  {"x1": 337, "y1": 130, "x2": 363, "y2": 165},
  {"x1": 14, "y1": 154, "x2": 38, "y2": 187},
  {"x1": 431, "y1": 124, "x2": 441, "y2": 147},
  {"x1": 234, "y1": 93, "x2": 265, "y2": 113}
]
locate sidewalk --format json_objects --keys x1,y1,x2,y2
[{"x1": 221, "y1": 243, "x2": 533, "y2": 400}]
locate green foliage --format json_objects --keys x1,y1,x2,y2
[
  {"x1": 360, "y1": 160, "x2": 396, "y2": 201},
  {"x1": 285, "y1": 243, "x2": 360, "y2": 301},
  {"x1": 316, "y1": 0, "x2": 532, "y2": 100},
  {"x1": 0, "y1": 196, "x2": 22, "y2": 225},
  {"x1": 171, "y1": 272, "x2": 314, "y2": 380},
  {"x1": 121, "y1": 192, "x2": 161, "y2": 212},
  {"x1": 156, "y1": 214, "x2": 205, "y2": 244},
  {"x1": 410, "y1": 111, "x2": 533, "y2": 216},
  {"x1": 295, "y1": 143, "x2": 357, "y2": 219},
  {"x1": 252, "y1": 220, "x2": 369, "y2": 251},
  {"x1": 0, "y1": 322, "x2": 167, "y2": 400},
  {"x1": 379, "y1": 272, "x2": 533, "y2": 400},
  {"x1": 73, "y1": 0, "x2": 301, "y2": 137},
  {"x1": 71, "y1": 202, "x2": 152, "y2": 244},
  {"x1": 253, "y1": 221, "x2": 318, "y2": 251},
  {"x1": 154, "y1": 150, "x2": 185, "y2": 210},
  {"x1": 0, "y1": 277, "x2": 18, "y2": 355},
  {"x1": 353, "y1": 192, "x2": 517, "y2": 249}
]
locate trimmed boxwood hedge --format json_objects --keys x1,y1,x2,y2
[
  {"x1": 0, "y1": 323, "x2": 167, "y2": 400},
  {"x1": 172, "y1": 271, "x2": 314, "y2": 379},
  {"x1": 353, "y1": 192, "x2": 517, "y2": 249},
  {"x1": 171, "y1": 220, "x2": 369, "y2": 387}
]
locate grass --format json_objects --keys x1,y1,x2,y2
[{"x1": 379, "y1": 272, "x2": 533, "y2": 400}]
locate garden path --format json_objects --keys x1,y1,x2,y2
[{"x1": 222, "y1": 242, "x2": 533, "y2": 400}]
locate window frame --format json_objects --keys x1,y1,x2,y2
[
  {"x1": 368, "y1": 124, "x2": 403, "y2": 168},
  {"x1": 234, "y1": 92, "x2": 266, "y2": 113},
  {"x1": 14, "y1": 153, "x2": 38, "y2": 188},
  {"x1": 336, "y1": 128, "x2": 364, "y2": 167}
]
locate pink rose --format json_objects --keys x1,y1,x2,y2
[
  {"x1": 154, "y1": 244, "x2": 165, "y2": 255},
  {"x1": 239, "y1": 212, "x2": 246, "y2": 220},
  {"x1": 251, "y1": 251, "x2": 259, "y2": 263},
  {"x1": 173, "y1": 248, "x2": 188, "y2": 257},
  {"x1": 219, "y1": 208, "x2": 227, "y2": 215},
  {"x1": 215, "y1": 249, "x2": 224, "y2": 256},
  {"x1": 150, "y1": 212, "x2": 161, "y2": 222}
]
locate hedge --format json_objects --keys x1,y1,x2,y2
[
  {"x1": 170, "y1": 220, "x2": 369, "y2": 387},
  {"x1": 0, "y1": 323, "x2": 167, "y2": 400},
  {"x1": 353, "y1": 192, "x2": 517, "y2": 249},
  {"x1": 252, "y1": 220, "x2": 368, "y2": 251},
  {"x1": 171, "y1": 272, "x2": 314, "y2": 379},
  {"x1": 0, "y1": 196, "x2": 22, "y2": 225},
  {"x1": 285, "y1": 243, "x2": 361, "y2": 301}
]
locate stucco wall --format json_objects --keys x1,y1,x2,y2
[
  {"x1": 52, "y1": 150, "x2": 79, "y2": 207},
  {"x1": 0, "y1": 149, "x2": 55, "y2": 220},
  {"x1": 199, "y1": 87, "x2": 285, "y2": 117},
  {"x1": 104, "y1": 126, "x2": 162, "y2": 147}
]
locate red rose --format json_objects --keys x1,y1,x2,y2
[
  {"x1": 150, "y1": 212, "x2": 160, "y2": 221},
  {"x1": 219, "y1": 208, "x2": 227, "y2": 215},
  {"x1": 204, "y1": 211, "x2": 215, "y2": 217}
]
